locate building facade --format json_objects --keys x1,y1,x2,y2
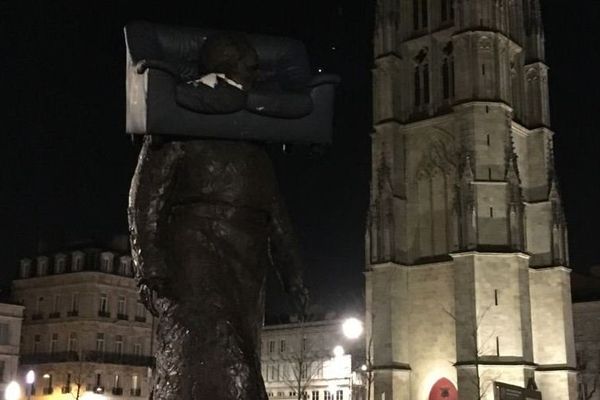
[
  {"x1": 262, "y1": 319, "x2": 365, "y2": 400},
  {"x1": 13, "y1": 247, "x2": 154, "y2": 399},
  {"x1": 573, "y1": 300, "x2": 600, "y2": 400},
  {"x1": 367, "y1": 0, "x2": 576, "y2": 399},
  {"x1": 0, "y1": 303, "x2": 24, "y2": 398}
]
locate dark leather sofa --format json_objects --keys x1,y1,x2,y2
[{"x1": 125, "y1": 21, "x2": 340, "y2": 143}]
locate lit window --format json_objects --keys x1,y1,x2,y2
[
  {"x1": 96, "y1": 333, "x2": 105, "y2": 352},
  {"x1": 99, "y1": 294, "x2": 108, "y2": 313},
  {"x1": 68, "y1": 333, "x2": 78, "y2": 352},
  {"x1": 102, "y1": 257, "x2": 112, "y2": 273},
  {"x1": 0, "y1": 323, "x2": 9, "y2": 345},
  {"x1": 117, "y1": 296, "x2": 126, "y2": 316},
  {"x1": 37, "y1": 257, "x2": 48, "y2": 276},
  {"x1": 50, "y1": 333, "x2": 58, "y2": 353},
  {"x1": 55, "y1": 256, "x2": 66, "y2": 274},
  {"x1": 33, "y1": 334, "x2": 41, "y2": 353},
  {"x1": 115, "y1": 335, "x2": 124, "y2": 354}
]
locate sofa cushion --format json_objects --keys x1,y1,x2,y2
[
  {"x1": 175, "y1": 80, "x2": 247, "y2": 114},
  {"x1": 246, "y1": 83, "x2": 312, "y2": 118}
]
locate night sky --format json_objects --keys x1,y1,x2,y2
[{"x1": 1, "y1": 1, "x2": 598, "y2": 313}]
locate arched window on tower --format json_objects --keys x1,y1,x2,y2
[
  {"x1": 414, "y1": 49, "x2": 430, "y2": 109},
  {"x1": 441, "y1": 0, "x2": 454, "y2": 22},
  {"x1": 442, "y1": 42, "x2": 455, "y2": 100},
  {"x1": 413, "y1": 0, "x2": 429, "y2": 30},
  {"x1": 414, "y1": 66, "x2": 422, "y2": 106}
]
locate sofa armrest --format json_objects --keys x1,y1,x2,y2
[
  {"x1": 307, "y1": 73, "x2": 341, "y2": 88},
  {"x1": 136, "y1": 59, "x2": 181, "y2": 79}
]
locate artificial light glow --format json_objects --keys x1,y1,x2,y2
[
  {"x1": 25, "y1": 370, "x2": 35, "y2": 384},
  {"x1": 4, "y1": 381, "x2": 21, "y2": 400},
  {"x1": 342, "y1": 318, "x2": 364, "y2": 339},
  {"x1": 43, "y1": 373, "x2": 50, "y2": 379},
  {"x1": 81, "y1": 393, "x2": 105, "y2": 400},
  {"x1": 360, "y1": 364, "x2": 368, "y2": 371},
  {"x1": 333, "y1": 345, "x2": 345, "y2": 357}
]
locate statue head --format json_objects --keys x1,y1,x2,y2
[{"x1": 201, "y1": 32, "x2": 259, "y2": 89}]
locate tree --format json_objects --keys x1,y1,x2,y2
[
  {"x1": 277, "y1": 319, "x2": 326, "y2": 400},
  {"x1": 444, "y1": 305, "x2": 498, "y2": 400},
  {"x1": 363, "y1": 335, "x2": 374, "y2": 400},
  {"x1": 577, "y1": 349, "x2": 598, "y2": 400}
]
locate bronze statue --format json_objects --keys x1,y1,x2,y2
[{"x1": 128, "y1": 32, "x2": 307, "y2": 400}]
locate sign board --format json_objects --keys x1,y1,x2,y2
[{"x1": 495, "y1": 382, "x2": 542, "y2": 400}]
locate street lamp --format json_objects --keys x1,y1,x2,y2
[
  {"x1": 333, "y1": 345, "x2": 345, "y2": 358},
  {"x1": 25, "y1": 370, "x2": 35, "y2": 400},
  {"x1": 342, "y1": 318, "x2": 364, "y2": 340},
  {"x1": 4, "y1": 381, "x2": 20, "y2": 400}
]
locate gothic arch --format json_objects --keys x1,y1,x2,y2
[{"x1": 428, "y1": 378, "x2": 458, "y2": 400}]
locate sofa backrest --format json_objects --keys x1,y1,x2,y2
[{"x1": 125, "y1": 21, "x2": 312, "y2": 90}]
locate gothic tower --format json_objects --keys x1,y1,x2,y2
[{"x1": 365, "y1": 1, "x2": 577, "y2": 399}]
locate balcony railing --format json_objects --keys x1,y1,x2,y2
[
  {"x1": 49, "y1": 312, "x2": 60, "y2": 318},
  {"x1": 130, "y1": 388, "x2": 142, "y2": 397},
  {"x1": 85, "y1": 351, "x2": 154, "y2": 366},
  {"x1": 31, "y1": 313, "x2": 43, "y2": 320},
  {"x1": 134, "y1": 316, "x2": 146, "y2": 323},
  {"x1": 67, "y1": 310, "x2": 79, "y2": 317},
  {"x1": 117, "y1": 313, "x2": 128, "y2": 321},
  {"x1": 20, "y1": 351, "x2": 154, "y2": 367},
  {"x1": 21, "y1": 351, "x2": 79, "y2": 364},
  {"x1": 98, "y1": 310, "x2": 111, "y2": 318},
  {"x1": 112, "y1": 387, "x2": 124, "y2": 396}
]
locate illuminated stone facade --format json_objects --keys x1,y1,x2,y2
[
  {"x1": 573, "y1": 300, "x2": 600, "y2": 400},
  {"x1": 0, "y1": 303, "x2": 24, "y2": 398},
  {"x1": 13, "y1": 248, "x2": 154, "y2": 399},
  {"x1": 367, "y1": 0, "x2": 576, "y2": 399},
  {"x1": 261, "y1": 319, "x2": 365, "y2": 400}
]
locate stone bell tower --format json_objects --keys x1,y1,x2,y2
[{"x1": 365, "y1": 0, "x2": 577, "y2": 399}]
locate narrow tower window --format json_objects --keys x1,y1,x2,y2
[
  {"x1": 421, "y1": 0, "x2": 428, "y2": 28},
  {"x1": 489, "y1": 207, "x2": 494, "y2": 218},
  {"x1": 423, "y1": 63, "x2": 430, "y2": 104},
  {"x1": 496, "y1": 336, "x2": 500, "y2": 356},
  {"x1": 494, "y1": 289, "x2": 499, "y2": 305},
  {"x1": 486, "y1": 134, "x2": 491, "y2": 146},
  {"x1": 482, "y1": 64, "x2": 486, "y2": 75},
  {"x1": 413, "y1": 0, "x2": 420, "y2": 29},
  {"x1": 414, "y1": 66, "x2": 421, "y2": 106},
  {"x1": 441, "y1": 0, "x2": 448, "y2": 21},
  {"x1": 488, "y1": 168, "x2": 492, "y2": 180},
  {"x1": 442, "y1": 59, "x2": 450, "y2": 99}
]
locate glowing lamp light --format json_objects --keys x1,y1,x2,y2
[
  {"x1": 360, "y1": 364, "x2": 368, "y2": 372},
  {"x1": 333, "y1": 345, "x2": 345, "y2": 358},
  {"x1": 42, "y1": 373, "x2": 50, "y2": 379},
  {"x1": 25, "y1": 370, "x2": 35, "y2": 384},
  {"x1": 4, "y1": 381, "x2": 21, "y2": 400},
  {"x1": 342, "y1": 318, "x2": 364, "y2": 339}
]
